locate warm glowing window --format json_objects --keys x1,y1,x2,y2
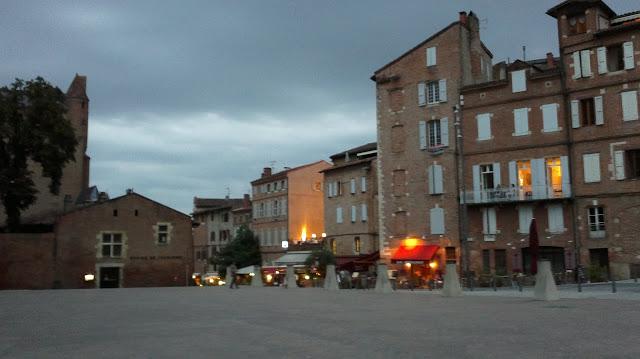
[
  {"x1": 354, "y1": 237, "x2": 361, "y2": 254},
  {"x1": 546, "y1": 157, "x2": 562, "y2": 191},
  {"x1": 517, "y1": 160, "x2": 532, "y2": 188},
  {"x1": 330, "y1": 238, "x2": 337, "y2": 254}
]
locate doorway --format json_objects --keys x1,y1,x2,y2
[
  {"x1": 99, "y1": 267, "x2": 120, "y2": 288},
  {"x1": 522, "y1": 246, "x2": 566, "y2": 274}
]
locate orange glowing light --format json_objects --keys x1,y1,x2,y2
[
  {"x1": 402, "y1": 238, "x2": 421, "y2": 250},
  {"x1": 300, "y1": 226, "x2": 307, "y2": 242},
  {"x1": 429, "y1": 261, "x2": 438, "y2": 269}
]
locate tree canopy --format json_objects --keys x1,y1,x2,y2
[
  {"x1": 211, "y1": 225, "x2": 262, "y2": 273},
  {"x1": 304, "y1": 247, "x2": 336, "y2": 275},
  {"x1": 0, "y1": 77, "x2": 78, "y2": 230}
]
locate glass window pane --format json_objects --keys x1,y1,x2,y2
[
  {"x1": 113, "y1": 233, "x2": 122, "y2": 243},
  {"x1": 102, "y1": 245, "x2": 110, "y2": 257},
  {"x1": 113, "y1": 245, "x2": 122, "y2": 257}
]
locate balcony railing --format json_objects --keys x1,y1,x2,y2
[{"x1": 462, "y1": 184, "x2": 571, "y2": 204}]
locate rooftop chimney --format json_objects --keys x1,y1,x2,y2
[
  {"x1": 546, "y1": 52, "x2": 556, "y2": 68},
  {"x1": 126, "y1": 188, "x2": 134, "y2": 195},
  {"x1": 459, "y1": 11, "x2": 468, "y2": 26},
  {"x1": 262, "y1": 167, "x2": 272, "y2": 178},
  {"x1": 243, "y1": 193, "x2": 251, "y2": 207}
]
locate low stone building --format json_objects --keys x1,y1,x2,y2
[{"x1": 54, "y1": 190, "x2": 193, "y2": 288}]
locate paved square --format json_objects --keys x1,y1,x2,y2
[{"x1": 1, "y1": 287, "x2": 639, "y2": 358}]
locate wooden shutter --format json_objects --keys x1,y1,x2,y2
[
  {"x1": 541, "y1": 104, "x2": 558, "y2": 131},
  {"x1": 548, "y1": 204, "x2": 564, "y2": 233},
  {"x1": 418, "y1": 82, "x2": 426, "y2": 106},
  {"x1": 621, "y1": 91, "x2": 639, "y2": 121},
  {"x1": 580, "y1": 49, "x2": 592, "y2": 77},
  {"x1": 439, "y1": 79, "x2": 447, "y2": 102},
  {"x1": 623, "y1": 41, "x2": 635, "y2": 70},
  {"x1": 583, "y1": 153, "x2": 601, "y2": 183},
  {"x1": 472, "y1": 165, "x2": 481, "y2": 203},
  {"x1": 572, "y1": 51, "x2": 582, "y2": 79},
  {"x1": 560, "y1": 156, "x2": 571, "y2": 197},
  {"x1": 518, "y1": 205, "x2": 533, "y2": 234},
  {"x1": 614, "y1": 150, "x2": 626, "y2": 180},
  {"x1": 571, "y1": 100, "x2": 581, "y2": 128},
  {"x1": 361, "y1": 204, "x2": 367, "y2": 221},
  {"x1": 513, "y1": 108, "x2": 529, "y2": 135},
  {"x1": 597, "y1": 47, "x2": 608, "y2": 74},
  {"x1": 430, "y1": 206, "x2": 445, "y2": 235},
  {"x1": 440, "y1": 117, "x2": 449, "y2": 146},
  {"x1": 594, "y1": 96, "x2": 604, "y2": 125},
  {"x1": 509, "y1": 161, "x2": 517, "y2": 187},
  {"x1": 419, "y1": 120, "x2": 427, "y2": 149}
]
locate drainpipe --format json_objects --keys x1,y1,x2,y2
[{"x1": 454, "y1": 102, "x2": 471, "y2": 289}]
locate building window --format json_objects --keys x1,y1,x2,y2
[
  {"x1": 274, "y1": 182, "x2": 279, "y2": 191},
  {"x1": 361, "y1": 204, "x2": 368, "y2": 222},
  {"x1": 361, "y1": 176, "x2": 367, "y2": 193},
  {"x1": 350, "y1": 205, "x2": 357, "y2": 223},
  {"x1": 583, "y1": 153, "x2": 601, "y2": 183},
  {"x1": 426, "y1": 81, "x2": 440, "y2": 104},
  {"x1": 494, "y1": 249, "x2": 507, "y2": 276},
  {"x1": 272, "y1": 201, "x2": 279, "y2": 216},
  {"x1": 445, "y1": 247, "x2": 456, "y2": 264},
  {"x1": 350, "y1": 178, "x2": 356, "y2": 194},
  {"x1": 113, "y1": 209, "x2": 118, "y2": 217},
  {"x1": 513, "y1": 108, "x2": 529, "y2": 136},
  {"x1": 101, "y1": 233, "x2": 123, "y2": 258},
  {"x1": 267, "y1": 184, "x2": 271, "y2": 192},
  {"x1": 223, "y1": 213, "x2": 229, "y2": 222},
  {"x1": 336, "y1": 207, "x2": 343, "y2": 224},
  {"x1": 572, "y1": 50, "x2": 592, "y2": 79},
  {"x1": 517, "y1": 160, "x2": 532, "y2": 191},
  {"x1": 626, "y1": 149, "x2": 640, "y2": 178},
  {"x1": 281, "y1": 180, "x2": 286, "y2": 189},
  {"x1": 546, "y1": 157, "x2": 562, "y2": 193},
  {"x1": 482, "y1": 249, "x2": 491, "y2": 273},
  {"x1": 134, "y1": 209, "x2": 139, "y2": 216},
  {"x1": 354, "y1": 237, "x2": 361, "y2": 254},
  {"x1": 426, "y1": 46, "x2": 437, "y2": 67},
  {"x1": 428, "y1": 119, "x2": 442, "y2": 147},
  {"x1": 588, "y1": 207, "x2": 605, "y2": 238},
  {"x1": 568, "y1": 14, "x2": 587, "y2": 35},
  {"x1": 606, "y1": 43, "x2": 625, "y2": 72},
  {"x1": 580, "y1": 98, "x2": 596, "y2": 126},
  {"x1": 480, "y1": 164, "x2": 494, "y2": 191},
  {"x1": 621, "y1": 91, "x2": 639, "y2": 122},
  {"x1": 330, "y1": 238, "x2": 337, "y2": 254},
  {"x1": 476, "y1": 113, "x2": 492, "y2": 140},
  {"x1": 157, "y1": 224, "x2": 169, "y2": 244},
  {"x1": 482, "y1": 207, "x2": 497, "y2": 240},
  {"x1": 518, "y1": 205, "x2": 533, "y2": 234},
  {"x1": 210, "y1": 231, "x2": 216, "y2": 243},
  {"x1": 541, "y1": 104, "x2": 559, "y2": 132},
  {"x1": 511, "y1": 70, "x2": 527, "y2": 93}
]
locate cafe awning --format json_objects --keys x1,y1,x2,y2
[
  {"x1": 273, "y1": 251, "x2": 312, "y2": 266},
  {"x1": 237, "y1": 265, "x2": 260, "y2": 275},
  {"x1": 391, "y1": 244, "x2": 439, "y2": 263}
]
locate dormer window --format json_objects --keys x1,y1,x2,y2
[{"x1": 568, "y1": 14, "x2": 587, "y2": 35}]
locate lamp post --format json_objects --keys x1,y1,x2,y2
[{"x1": 454, "y1": 102, "x2": 472, "y2": 289}]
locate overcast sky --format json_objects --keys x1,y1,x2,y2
[{"x1": 2, "y1": 0, "x2": 637, "y2": 214}]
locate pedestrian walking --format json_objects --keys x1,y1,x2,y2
[{"x1": 228, "y1": 262, "x2": 239, "y2": 289}]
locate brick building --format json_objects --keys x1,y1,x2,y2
[
  {"x1": 373, "y1": 0, "x2": 640, "y2": 281},
  {"x1": 0, "y1": 74, "x2": 91, "y2": 227},
  {"x1": 192, "y1": 196, "x2": 247, "y2": 272},
  {"x1": 251, "y1": 161, "x2": 330, "y2": 265},
  {"x1": 54, "y1": 190, "x2": 193, "y2": 288},
  {"x1": 321, "y1": 143, "x2": 379, "y2": 263}
]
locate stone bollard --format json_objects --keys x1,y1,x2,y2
[
  {"x1": 285, "y1": 265, "x2": 298, "y2": 289},
  {"x1": 225, "y1": 267, "x2": 233, "y2": 285},
  {"x1": 374, "y1": 263, "x2": 393, "y2": 293},
  {"x1": 251, "y1": 267, "x2": 263, "y2": 287},
  {"x1": 534, "y1": 260, "x2": 559, "y2": 301},
  {"x1": 442, "y1": 263, "x2": 463, "y2": 297},
  {"x1": 323, "y1": 264, "x2": 339, "y2": 291}
]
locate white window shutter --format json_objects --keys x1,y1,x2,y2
[
  {"x1": 336, "y1": 207, "x2": 343, "y2": 223},
  {"x1": 621, "y1": 91, "x2": 639, "y2": 121},
  {"x1": 571, "y1": 100, "x2": 581, "y2": 128},
  {"x1": 583, "y1": 153, "x2": 601, "y2": 183},
  {"x1": 351, "y1": 205, "x2": 357, "y2": 222},
  {"x1": 361, "y1": 176, "x2": 366, "y2": 192},
  {"x1": 439, "y1": 79, "x2": 447, "y2": 102},
  {"x1": 440, "y1": 117, "x2": 449, "y2": 147},
  {"x1": 428, "y1": 165, "x2": 435, "y2": 194},
  {"x1": 560, "y1": 156, "x2": 571, "y2": 197},
  {"x1": 430, "y1": 207, "x2": 445, "y2": 235},
  {"x1": 594, "y1": 96, "x2": 604, "y2": 125},
  {"x1": 614, "y1": 150, "x2": 626, "y2": 180},
  {"x1": 547, "y1": 204, "x2": 564, "y2": 233},
  {"x1": 513, "y1": 108, "x2": 529, "y2": 135},
  {"x1": 542, "y1": 104, "x2": 559, "y2": 131},
  {"x1": 419, "y1": 120, "x2": 427, "y2": 149},
  {"x1": 434, "y1": 164, "x2": 444, "y2": 194},
  {"x1": 493, "y1": 162, "x2": 501, "y2": 188},
  {"x1": 572, "y1": 51, "x2": 582, "y2": 79},
  {"x1": 477, "y1": 114, "x2": 491, "y2": 140},
  {"x1": 623, "y1": 41, "x2": 635, "y2": 70},
  {"x1": 484, "y1": 207, "x2": 497, "y2": 235},
  {"x1": 581, "y1": 49, "x2": 592, "y2": 77},
  {"x1": 597, "y1": 47, "x2": 608, "y2": 74},
  {"x1": 350, "y1": 179, "x2": 356, "y2": 194},
  {"x1": 418, "y1": 83, "x2": 426, "y2": 106},
  {"x1": 282, "y1": 199, "x2": 287, "y2": 214},
  {"x1": 472, "y1": 165, "x2": 481, "y2": 203},
  {"x1": 518, "y1": 206, "x2": 533, "y2": 234},
  {"x1": 531, "y1": 158, "x2": 546, "y2": 199},
  {"x1": 361, "y1": 204, "x2": 367, "y2": 221},
  {"x1": 426, "y1": 47, "x2": 437, "y2": 66},
  {"x1": 511, "y1": 70, "x2": 526, "y2": 92},
  {"x1": 509, "y1": 161, "x2": 517, "y2": 187},
  {"x1": 327, "y1": 183, "x2": 332, "y2": 197}
]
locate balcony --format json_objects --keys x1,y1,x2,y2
[{"x1": 462, "y1": 184, "x2": 571, "y2": 204}]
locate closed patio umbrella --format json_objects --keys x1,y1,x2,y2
[{"x1": 529, "y1": 218, "x2": 539, "y2": 275}]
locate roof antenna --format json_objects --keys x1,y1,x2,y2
[
  {"x1": 522, "y1": 45, "x2": 527, "y2": 62},
  {"x1": 225, "y1": 186, "x2": 230, "y2": 199},
  {"x1": 269, "y1": 160, "x2": 276, "y2": 172}
]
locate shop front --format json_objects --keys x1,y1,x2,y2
[{"x1": 390, "y1": 239, "x2": 441, "y2": 289}]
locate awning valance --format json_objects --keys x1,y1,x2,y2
[
  {"x1": 391, "y1": 244, "x2": 439, "y2": 263},
  {"x1": 273, "y1": 251, "x2": 312, "y2": 266},
  {"x1": 237, "y1": 265, "x2": 260, "y2": 275}
]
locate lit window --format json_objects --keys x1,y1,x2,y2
[
  {"x1": 354, "y1": 237, "x2": 361, "y2": 254},
  {"x1": 330, "y1": 239, "x2": 337, "y2": 254},
  {"x1": 101, "y1": 233, "x2": 123, "y2": 257},
  {"x1": 545, "y1": 157, "x2": 562, "y2": 193}
]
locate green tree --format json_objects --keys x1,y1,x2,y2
[
  {"x1": 211, "y1": 225, "x2": 261, "y2": 274},
  {"x1": 305, "y1": 247, "x2": 336, "y2": 275},
  {"x1": 0, "y1": 77, "x2": 78, "y2": 231}
]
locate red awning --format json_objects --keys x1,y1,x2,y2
[{"x1": 391, "y1": 244, "x2": 439, "y2": 263}]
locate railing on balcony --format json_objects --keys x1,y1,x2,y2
[{"x1": 462, "y1": 184, "x2": 571, "y2": 204}]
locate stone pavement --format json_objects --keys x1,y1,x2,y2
[{"x1": 1, "y1": 286, "x2": 639, "y2": 358}]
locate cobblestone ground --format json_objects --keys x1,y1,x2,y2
[{"x1": 1, "y1": 286, "x2": 639, "y2": 359}]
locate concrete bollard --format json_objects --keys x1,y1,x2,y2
[
  {"x1": 534, "y1": 260, "x2": 559, "y2": 301},
  {"x1": 323, "y1": 264, "x2": 339, "y2": 291},
  {"x1": 374, "y1": 263, "x2": 393, "y2": 293},
  {"x1": 251, "y1": 267, "x2": 263, "y2": 287},
  {"x1": 225, "y1": 267, "x2": 233, "y2": 285},
  {"x1": 285, "y1": 265, "x2": 298, "y2": 289},
  {"x1": 442, "y1": 263, "x2": 463, "y2": 297}
]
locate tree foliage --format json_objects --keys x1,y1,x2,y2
[
  {"x1": 0, "y1": 77, "x2": 78, "y2": 230},
  {"x1": 211, "y1": 225, "x2": 261, "y2": 273},
  {"x1": 304, "y1": 247, "x2": 336, "y2": 275}
]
